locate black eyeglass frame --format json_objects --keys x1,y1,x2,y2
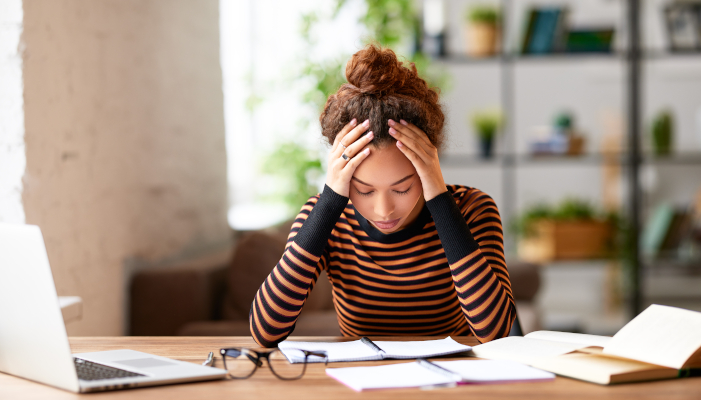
[{"x1": 219, "y1": 347, "x2": 328, "y2": 380}]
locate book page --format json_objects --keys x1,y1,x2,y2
[
  {"x1": 603, "y1": 304, "x2": 701, "y2": 369},
  {"x1": 531, "y1": 353, "x2": 677, "y2": 385},
  {"x1": 469, "y1": 337, "x2": 588, "y2": 365},
  {"x1": 525, "y1": 331, "x2": 611, "y2": 348},
  {"x1": 433, "y1": 360, "x2": 555, "y2": 382},
  {"x1": 326, "y1": 362, "x2": 453, "y2": 392},
  {"x1": 374, "y1": 337, "x2": 471, "y2": 359},
  {"x1": 278, "y1": 340, "x2": 380, "y2": 363}
]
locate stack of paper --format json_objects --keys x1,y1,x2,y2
[{"x1": 326, "y1": 360, "x2": 555, "y2": 391}]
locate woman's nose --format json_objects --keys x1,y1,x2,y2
[{"x1": 374, "y1": 193, "x2": 394, "y2": 219}]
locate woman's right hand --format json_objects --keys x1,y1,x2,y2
[{"x1": 326, "y1": 118, "x2": 374, "y2": 197}]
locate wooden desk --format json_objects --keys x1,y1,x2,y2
[{"x1": 1, "y1": 336, "x2": 699, "y2": 399}]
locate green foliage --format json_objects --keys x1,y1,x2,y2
[
  {"x1": 300, "y1": 57, "x2": 348, "y2": 113},
  {"x1": 554, "y1": 112, "x2": 574, "y2": 130},
  {"x1": 512, "y1": 198, "x2": 599, "y2": 238},
  {"x1": 260, "y1": 142, "x2": 323, "y2": 211},
  {"x1": 471, "y1": 110, "x2": 503, "y2": 139},
  {"x1": 337, "y1": 0, "x2": 416, "y2": 49},
  {"x1": 465, "y1": 5, "x2": 500, "y2": 25}
]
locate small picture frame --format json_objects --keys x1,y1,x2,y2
[{"x1": 664, "y1": 3, "x2": 701, "y2": 52}]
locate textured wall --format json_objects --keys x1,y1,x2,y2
[
  {"x1": 0, "y1": 0, "x2": 25, "y2": 224},
  {"x1": 22, "y1": 0, "x2": 230, "y2": 335}
]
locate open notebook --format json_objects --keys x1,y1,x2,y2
[
  {"x1": 326, "y1": 360, "x2": 555, "y2": 391},
  {"x1": 469, "y1": 304, "x2": 701, "y2": 385},
  {"x1": 278, "y1": 337, "x2": 471, "y2": 363}
]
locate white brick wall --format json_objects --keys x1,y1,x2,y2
[{"x1": 0, "y1": 0, "x2": 25, "y2": 223}]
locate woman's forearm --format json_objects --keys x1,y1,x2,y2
[
  {"x1": 249, "y1": 185, "x2": 347, "y2": 347},
  {"x1": 426, "y1": 190, "x2": 515, "y2": 343}
]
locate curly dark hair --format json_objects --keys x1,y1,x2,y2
[{"x1": 319, "y1": 44, "x2": 445, "y2": 150}]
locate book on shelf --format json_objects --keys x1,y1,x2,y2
[
  {"x1": 469, "y1": 304, "x2": 701, "y2": 385},
  {"x1": 643, "y1": 203, "x2": 694, "y2": 258},
  {"x1": 565, "y1": 28, "x2": 615, "y2": 53},
  {"x1": 278, "y1": 336, "x2": 471, "y2": 363},
  {"x1": 521, "y1": 7, "x2": 568, "y2": 54}
]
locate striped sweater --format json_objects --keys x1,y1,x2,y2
[{"x1": 250, "y1": 184, "x2": 515, "y2": 347}]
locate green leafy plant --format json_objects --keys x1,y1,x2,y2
[
  {"x1": 512, "y1": 198, "x2": 599, "y2": 238},
  {"x1": 465, "y1": 5, "x2": 500, "y2": 25},
  {"x1": 260, "y1": 142, "x2": 323, "y2": 211},
  {"x1": 471, "y1": 109, "x2": 503, "y2": 140}
]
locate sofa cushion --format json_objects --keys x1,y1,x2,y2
[{"x1": 224, "y1": 222, "x2": 336, "y2": 320}]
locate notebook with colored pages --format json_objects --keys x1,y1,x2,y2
[
  {"x1": 325, "y1": 360, "x2": 555, "y2": 391},
  {"x1": 278, "y1": 337, "x2": 471, "y2": 363}
]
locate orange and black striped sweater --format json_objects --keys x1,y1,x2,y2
[{"x1": 250, "y1": 184, "x2": 515, "y2": 347}]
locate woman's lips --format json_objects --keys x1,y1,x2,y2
[{"x1": 373, "y1": 218, "x2": 401, "y2": 230}]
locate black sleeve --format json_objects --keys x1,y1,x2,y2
[
  {"x1": 425, "y1": 191, "x2": 481, "y2": 264},
  {"x1": 292, "y1": 184, "x2": 349, "y2": 256}
]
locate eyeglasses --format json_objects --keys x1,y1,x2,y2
[{"x1": 219, "y1": 347, "x2": 328, "y2": 380}]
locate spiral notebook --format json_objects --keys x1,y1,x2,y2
[{"x1": 278, "y1": 337, "x2": 471, "y2": 364}]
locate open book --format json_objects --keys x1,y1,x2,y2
[
  {"x1": 470, "y1": 304, "x2": 701, "y2": 385},
  {"x1": 326, "y1": 360, "x2": 554, "y2": 391},
  {"x1": 278, "y1": 337, "x2": 471, "y2": 363}
]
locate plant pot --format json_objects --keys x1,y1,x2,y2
[
  {"x1": 479, "y1": 137, "x2": 494, "y2": 158},
  {"x1": 464, "y1": 23, "x2": 499, "y2": 57},
  {"x1": 518, "y1": 220, "x2": 614, "y2": 263}
]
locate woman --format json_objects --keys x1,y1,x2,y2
[{"x1": 250, "y1": 45, "x2": 515, "y2": 347}]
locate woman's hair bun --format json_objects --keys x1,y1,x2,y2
[
  {"x1": 345, "y1": 44, "x2": 424, "y2": 98},
  {"x1": 321, "y1": 44, "x2": 444, "y2": 151}
]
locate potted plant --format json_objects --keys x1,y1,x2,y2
[
  {"x1": 470, "y1": 109, "x2": 502, "y2": 158},
  {"x1": 651, "y1": 110, "x2": 673, "y2": 156},
  {"x1": 514, "y1": 199, "x2": 617, "y2": 263},
  {"x1": 464, "y1": 5, "x2": 501, "y2": 57}
]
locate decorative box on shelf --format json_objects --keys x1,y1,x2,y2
[{"x1": 518, "y1": 220, "x2": 614, "y2": 263}]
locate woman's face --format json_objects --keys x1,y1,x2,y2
[{"x1": 349, "y1": 143, "x2": 425, "y2": 233}]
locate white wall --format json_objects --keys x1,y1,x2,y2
[
  {"x1": 0, "y1": 0, "x2": 26, "y2": 224},
  {"x1": 21, "y1": 0, "x2": 231, "y2": 335}
]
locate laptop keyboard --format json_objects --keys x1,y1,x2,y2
[{"x1": 74, "y1": 358, "x2": 145, "y2": 381}]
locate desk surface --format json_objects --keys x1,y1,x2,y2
[{"x1": 1, "y1": 336, "x2": 699, "y2": 399}]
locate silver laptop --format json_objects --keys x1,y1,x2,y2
[{"x1": 0, "y1": 223, "x2": 227, "y2": 392}]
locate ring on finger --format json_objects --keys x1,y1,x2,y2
[
  {"x1": 341, "y1": 153, "x2": 349, "y2": 161},
  {"x1": 340, "y1": 143, "x2": 347, "y2": 149}
]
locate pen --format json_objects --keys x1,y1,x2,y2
[
  {"x1": 417, "y1": 359, "x2": 463, "y2": 382},
  {"x1": 360, "y1": 337, "x2": 385, "y2": 354}
]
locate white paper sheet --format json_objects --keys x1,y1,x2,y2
[
  {"x1": 326, "y1": 360, "x2": 554, "y2": 391},
  {"x1": 433, "y1": 360, "x2": 555, "y2": 382},
  {"x1": 374, "y1": 337, "x2": 472, "y2": 358}
]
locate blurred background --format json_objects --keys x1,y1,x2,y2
[{"x1": 1, "y1": 0, "x2": 700, "y2": 337}]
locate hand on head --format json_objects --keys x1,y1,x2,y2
[
  {"x1": 325, "y1": 118, "x2": 446, "y2": 202},
  {"x1": 325, "y1": 118, "x2": 373, "y2": 197},
  {"x1": 388, "y1": 119, "x2": 447, "y2": 201}
]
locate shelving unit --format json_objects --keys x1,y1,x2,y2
[{"x1": 436, "y1": 0, "x2": 701, "y2": 322}]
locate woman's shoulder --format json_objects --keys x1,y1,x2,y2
[{"x1": 446, "y1": 184, "x2": 499, "y2": 210}]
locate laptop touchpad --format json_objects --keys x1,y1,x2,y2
[{"x1": 116, "y1": 358, "x2": 176, "y2": 368}]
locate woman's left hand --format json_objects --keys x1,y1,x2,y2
[{"x1": 389, "y1": 119, "x2": 447, "y2": 201}]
